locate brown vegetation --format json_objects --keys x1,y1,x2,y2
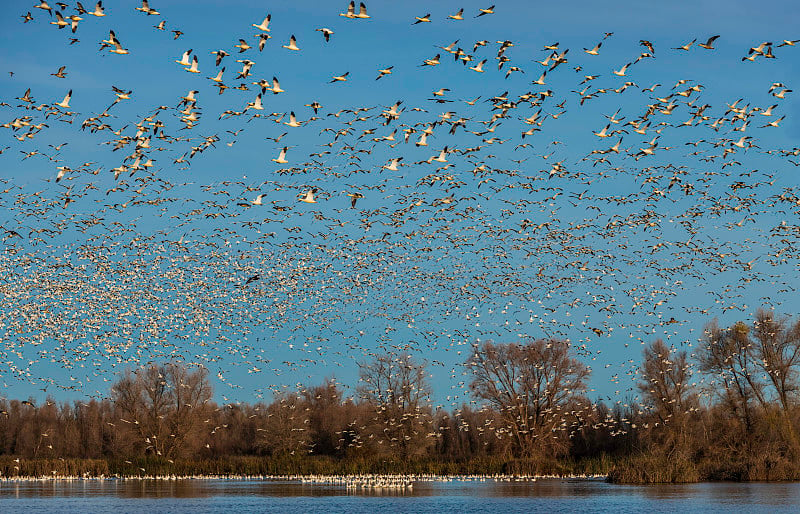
[{"x1": 2, "y1": 312, "x2": 800, "y2": 482}]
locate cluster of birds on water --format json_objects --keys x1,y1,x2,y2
[
  {"x1": 1, "y1": 1, "x2": 799, "y2": 410},
  {"x1": 0, "y1": 470, "x2": 587, "y2": 484}
]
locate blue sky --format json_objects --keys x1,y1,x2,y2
[{"x1": 0, "y1": 0, "x2": 799, "y2": 408}]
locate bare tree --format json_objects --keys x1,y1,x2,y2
[
  {"x1": 357, "y1": 353, "x2": 433, "y2": 458},
  {"x1": 302, "y1": 379, "x2": 358, "y2": 456},
  {"x1": 750, "y1": 309, "x2": 800, "y2": 450},
  {"x1": 258, "y1": 392, "x2": 310, "y2": 455},
  {"x1": 639, "y1": 339, "x2": 696, "y2": 423},
  {"x1": 111, "y1": 362, "x2": 212, "y2": 459},
  {"x1": 466, "y1": 339, "x2": 590, "y2": 458},
  {"x1": 163, "y1": 363, "x2": 213, "y2": 455},
  {"x1": 698, "y1": 320, "x2": 766, "y2": 436},
  {"x1": 752, "y1": 309, "x2": 800, "y2": 412}
]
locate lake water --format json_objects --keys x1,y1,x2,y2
[{"x1": 1, "y1": 478, "x2": 799, "y2": 513}]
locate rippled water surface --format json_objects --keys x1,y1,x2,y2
[{"x1": 1, "y1": 478, "x2": 799, "y2": 513}]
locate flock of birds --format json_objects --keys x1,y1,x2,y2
[
  {"x1": 0, "y1": 471, "x2": 596, "y2": 484},
  {"x1": 0, "y1": 1, "x2": 799, "y2": 411}
]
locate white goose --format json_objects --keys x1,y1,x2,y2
[
  {"x1": 208, "y1": 68, "x2": 224, "y2": 83},
  {"x1": 270, "y1": 77, "x2": 285, "y2": 94},
  {"x1": 89, "y1": 1, "x2": 105, "y2": 17},
  {"x1": 282, "y1": 35, "x2": 300, "y2": 51},
  {"x1": 299, "y1": 189, "x2": 317, "y2": 203},
  {"x1": 51, "y1": 12, "x2": 69, "y2": 29},
  {"x1": 272, "y1": 147, "x2": 289, "y2": 164},
  {"x1": 55, "y1": 90, "x2": 72, "y2": 109},
  {"x1": 284, "y1": 112, "x2": 302, "y2": 127},
  {"x1": 316, "y1": 28, "x2": 334, "y2": 42},
  {"x1": 448, "y1": 8, "x2": 464, "y2": 20},
  {"x1": 612, "y1": 62, "x2": 631, "y2": 76},
  {"x1": 383, "y1": 157, "x2": 403, "y2": 171},
  {"x1": 184, "y1": 55, "x2": 199, "y2": 73},
  {"x1": 248, "y1": 94, "x2": 264, "y2": 111},
  {"x1": 252, "y1": 14, "x2": 271, "y2": 31},
  {"x1": 469, "y1": 60, "x2": 486, "y2": 72},
  {"x1": 175, "y1": 49, "x2": 192, "y2": 66},
  {"x1": 136, "y1": 0, "x2": 159, "y2": 15}
]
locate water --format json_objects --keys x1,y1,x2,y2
[{"x1": 1, "y1": 478, "x2": 799, "y2": 513}]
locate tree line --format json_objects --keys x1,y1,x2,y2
[{"x1": 1, "y1": 308, "x2": 800, "y2": 482}]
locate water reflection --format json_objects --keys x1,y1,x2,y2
[
  {"x1": 0, "y1": 478, "x2": 800, "y2": 508},
  {"x1": 0, "y1": 479, "x2": 424, "y2": 499}
]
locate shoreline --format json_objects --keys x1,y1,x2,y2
[{"x1": 0, "y1": 473, "x2": 608, "y2": 483}]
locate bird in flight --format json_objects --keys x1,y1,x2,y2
[
  {"x1": 697, "y1": 35, "x2": 720, "y2": 50},
  {"x1": 316, "y1": 28, "x2": 334, "y2": 42},
  {"x1": 341, "y1": 2, "x2": 369, "y2": 19},
  {"x1": 448, "y1": 9, "x2": 464, "y2": 21}
]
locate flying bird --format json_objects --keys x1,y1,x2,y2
[
  {"x1": 341, "y1": 2, "x2": 369, "y2": 19},
  {"x1": 376, "y1": 66, "x2": 393, "y2": 80},
  {"x1": 282, "y1": 35, "x2": 301, "y2": 51},
  {"x1": 272, "y1": 147, "x2": 289, "y2": 164},
  {"x1": 253, "y1": 14, "x2": 271, "y2": 32},
  {"x1": 448, "y1": 9, "x2": 464, "y2": 20},
  {"x1": 316, "y1": 28, "x2": 334, "y2": 42},
  {"x1": 697, "y1": 35, "x2": 720, "y2": 50},
  {"x1": 299, "y1": 189, "x2": 317, "y2": 203},
  {"x1": 135, "y1": 0, "x2": 159, "y2": 15}
]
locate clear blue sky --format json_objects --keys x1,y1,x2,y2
[{"x1": 0, "y1": 0, "x2": 799, "y2": 408}]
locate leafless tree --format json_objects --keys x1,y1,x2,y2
[
  {"x1": 752, "y1": 309, "x2": 800, "y2": 412},
  {"x1": 698, "y1": 320, "x2": 767, "y2": 436},
  {"x1": 357, "y1": 353, "x2": 433, "y2": 458},
  {"x1": 258, "y1": 392, "x2": 310, "y2": 455},
  {"x1": 111, "y1": 362, "x2": 212, "y2": 459},
  {"x1": 302, "y1": 379, "x2": 358, "y2": 456},
  {"x1": 639, "y1": 339, "x2": 696, "y2": 423},
  {"x1": 466, "y1": 339, "x2": 590, "y2": 458}
]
